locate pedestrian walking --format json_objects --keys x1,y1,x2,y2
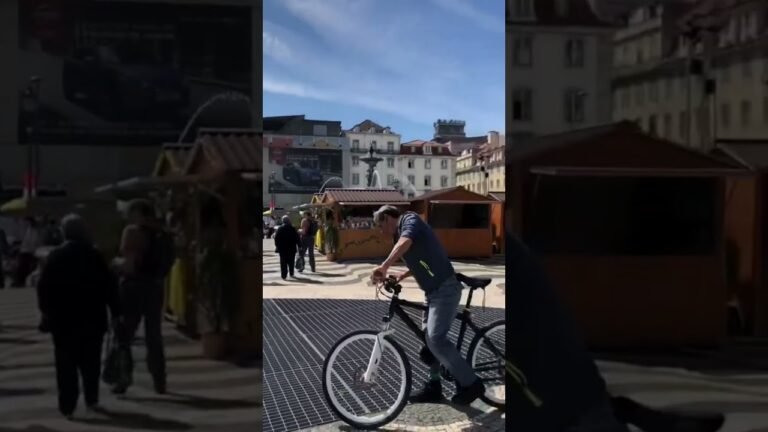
[
  {"x1": 298, "y1": 211, "x2": 317, "y2": 273},
  {"x1": 36, "y1": 214, "x2": 121, "y2": 420},
  {"x1": 15, "y1": 217, "x2": 41, "y2": 287},
  {"x1": 111, "y1": 199, "x2": 174, "y2": 395},
  {"x1": 274, "y1": 215, "x2": 300, "y2": 280}
]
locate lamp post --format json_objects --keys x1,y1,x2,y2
[{"x1": 21, "y1": 76, "x2": 42, "y2": 198}]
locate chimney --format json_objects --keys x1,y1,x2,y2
[{"x1": 487, "y1": 131, "x2": 500, "y2": 147}]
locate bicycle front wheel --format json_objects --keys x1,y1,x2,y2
[
  {"x1": 467, "y1": 320, "x2": 506, "y2": 409},
  {"x1": 322, "y1": 330, "x2": 412, "y2": 430}
]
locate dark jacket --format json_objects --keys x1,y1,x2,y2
[
  {"x1": 274, "y1": 224, "x2": 300, "y2": 255},
  {"x1": 506, "y1": 233, "x2": 607, "y2": 431},
  {"x1": 37, "y1": 240, "x2": 120, "y2": 335}
]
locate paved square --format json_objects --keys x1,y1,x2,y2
[{"x1": 0, "y1": 288, "x2": 261, "y2": 431}]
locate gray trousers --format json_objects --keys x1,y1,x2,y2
[
  {"x1": 119, "y1": 279, "x2": 166, "y2": 385},
  {"x1": 420, "y1": 277, "x2": 478, "y2": 387},
  {"x1": 299, "y1": 237, "x2": 315, "y2": 271}
]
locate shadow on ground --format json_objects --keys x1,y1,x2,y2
[
  {"x1": 0, "y1": 387, "x2": 46, "y2": 397},
  {"x1": 80, "y1": 406, "x2": 191, "y2": 430},
  {"x1": 122, "y1": 391, "x2": 260, "y2": 410}
]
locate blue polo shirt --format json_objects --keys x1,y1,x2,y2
[{"x1": 396, "y1": 212, "x2": 455, "y2": 293}]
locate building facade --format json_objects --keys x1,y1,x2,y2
[
  {"x1": 612, "y1": 0, "x2": 768, "y2": 149},
  {"x1": 264, "y1": 115, "x2": 348, "y2": 209},
  {"x1": 397, "y1": 140, "x2": 456, "y2": 198},
  {"x1": 455, "y1": 131, "x2": 505, "y2": 195},
  {"x1": 345, "y1": 120, "x2": 401, "y2": 189},
  {"x1": 0, "y1": 0, "x2": 260, "y2": 195},
  {"x1": 507, "y1": 0, "x2": 615, "y2": 143}
]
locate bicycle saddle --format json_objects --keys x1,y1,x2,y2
[{"x1": 456, "y1": 273, "x2": 492, "y2": 290}]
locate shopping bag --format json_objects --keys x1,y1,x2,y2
[
  {"x1": 295, "y1": 254, "x2": 305, "y2": 272},
  {"x1": 102, "y1": 326, "x2": 133, "y2": 387}
]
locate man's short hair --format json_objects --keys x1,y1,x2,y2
[
  {"x1": 61, "y1": 213, "x2": 89, "y2": 242},
  {"x1": 127, "y1": 199, "x2": 154, "y2": 219},
  {"x1": 373, "y1": 205, "x2": 401, "y2": 224},
  {"x1": 281, "y1": 215, "x2": 291, "y2": 225}
]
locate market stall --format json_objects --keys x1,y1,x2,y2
[
  {"x1": 488, "y1": 191, "x2": 505, "y2": 255},
  {"x1": 409, "y1": 186, "x2": 496, "y2": 258},
  {"x1": 319, "y1": 188, "x2": 409, "y2": 261},
  {"x1": 96, "y1": 129, "x2": 263, "y2": 360}
]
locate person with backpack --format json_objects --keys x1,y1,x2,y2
[
  {"x1": 298, "y1": 211, "x2": 317, "y2": 273},
  {"x1": 111, "y1": 199, "x2": 174, "y2": 395}
]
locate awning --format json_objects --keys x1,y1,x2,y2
[{"x1": 530, "y1": 166, "x2": 750, "y2": 177}]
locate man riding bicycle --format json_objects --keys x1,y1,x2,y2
[{"x1": 371, "y1": 205, "x2": 485, "y2": 405}]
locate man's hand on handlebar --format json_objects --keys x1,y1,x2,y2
[{"x1": 371, "y1": 265, "x2": 388, "y2": 284}]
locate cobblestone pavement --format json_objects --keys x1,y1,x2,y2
[
  {"x1": 263, "y1": 241, "x2": 506, "y2": 432},
  {"x1": 0, "y1": 287, "x2": 261, "y2": 431}
]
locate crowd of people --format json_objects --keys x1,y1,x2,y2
[{"x1": 22, "y1": 199, "x2": 174, "y2": 420}]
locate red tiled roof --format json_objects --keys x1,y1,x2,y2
[
  {"x1": 399, "y1": 140, "x2": 454, "y2": 156},
  {"x1": 412, "y1": 186, "x2": 497, "y2": 202},
  {"x1": 349, "y1": 119, "x2": 389, "y2": 133},
  {"x1": 196, "y1": 132, "x2": 262, "y2": 172},
  {"x1": 323, "y1": 188, "x2": 410, "y2": 204}
]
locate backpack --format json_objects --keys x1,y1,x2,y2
[{"x1": 140, "y1": 227, "x2": 175, "y2": 280}]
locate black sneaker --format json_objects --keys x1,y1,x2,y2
[
  {"x1": 408, "y1": 380, "x2": 443, "y2": 403},
  {"x1": 451, "y1": 379, "x2": 485, "y2": 405}
]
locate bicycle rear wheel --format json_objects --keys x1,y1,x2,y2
[
  {"x1": 467, "y1": 320, "x2": 506, "y2": 408},
  {"x1": 322, "y1": 330, "x2": 412, "y2": 430}
]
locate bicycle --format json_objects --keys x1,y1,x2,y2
[{"x1": 321, "y1": 273, "x2": 506, "y2": 429}]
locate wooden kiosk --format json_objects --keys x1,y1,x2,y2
[
  {"x1": 488, "y1": 191, "x2": 505, "y2": 255},
  {"x1": 508, "y1": 121, "x2": 746, "y2": 347},
  {"x1": 409, "y1": 187, "x2": 496, "y2": 258},
  {"x1": 97, "y1": 130, "x2": 263, "y2": 359},
  {"x1": 319, "y1": 188, "x2": 409, "y2": 261}
]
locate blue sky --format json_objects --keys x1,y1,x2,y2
[{"x1": 263, "y1": 0, "x2": 505, "y2": 142}]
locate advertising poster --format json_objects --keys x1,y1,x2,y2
[
  {"x1": 18, "y1": 0, "x2": 252, "y2": 145},
  {"x1": 267, "y1": 135, "x2": 343, "y2": 194}
]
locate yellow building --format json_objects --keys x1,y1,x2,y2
[{"x1": 455, "y1": 133, "x2": 505, "y2": 195}]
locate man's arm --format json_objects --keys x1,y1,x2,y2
[
  {"x1": 300, "y1": 219, "x2": 310, "y2": 236},
  {"x1": 396, "y1": 269, "x2": 413, "y2": 282},
  {"x1": 382, "y1": 237, "x2": 413, "y2": 269},
  {"x1": 115, "y1": 225, "x2": 142, "y2": 275}
]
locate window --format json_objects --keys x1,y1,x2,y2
[
  {"x1": 665, "y1": 78, "x2": 673, "y2": 98},
  {"x1": 387, "y1": 158, "x2": 395, "y2": 168},
  {"x1": 313, "y1": 124, "x2": 327, "y2": 136},
  {"x1": 663, "y1": 113, "x2": 672, "y2": 138},
  {"x1": 352, "y1": 173, "x2": 360, "y2": 185},
  {"x1": 679, "y1": 111, "x2": 689, "y2": 140},
  {"x1": 634, "y1": 84, "x2": 644, "y2": 106},
  {"x1": 352, "y1": 156, "x2": 359, "y2": 166},
  {"x1": 721, "y1": 102, "x2": 731, "y2": 129},
  {"x1": 425, "y1": 159, "x2": 432, "y2": 169},
  {"x1": 371, "y1": 140, "x2": 377, "y2": 150},
  {"x1": 352, "y1": 139, "x2": 360, "y2": 150},
  {"x1": 387, "y1": 141, "x2": 394, "y2": 152},
  {"x1": 423, "y1": 145, "x2": 432, "y2": 155},
  {"x1": 741, "y1": 100, "x2": 752, "y2": 127},
  {"x1": 428, "y1": 204, "x2": 490, "y2": 229},
  {"x1": 564, "y1": 89, "x2": 586, "y2": 123},
  {"x1": 648, "y1": 115, "x2": 658, "y2": 136},
  {"x1": 512, "y1": 35, "x2": 533, "y2": 66},
  {"x1": 441, "y1": 176, "x2": 449, "y2": 187},
  {"x1": 511, "y1": 0, "x2": 533, "y2": 18},
  {"x1": 565, "y1": 38, "x2": 585, "y2": 67},
  {"x1": 621, "y1": 87, "x2": 630, "y2": 108},
  {"x1": 407, "y1": 175, "x2": 415, "y2": 185},
  {"x1": 387, "y1": 174, "x2": 395, "y2": 185},
  {"x1": 441, "y1": 159, "x2": 448, "y2": 169},
  {"x1": 407, "y1": 159, "x2": 414, "y2": 169},
  {"x1": 511, "y1": 88, "x2": 533, "y2": 121},
  {"x1": 648, "y1": 81, "x2": 658, "y2": 103},
  {"x1": 424, "y1": 175, "x2": 432, "y2": 187}
]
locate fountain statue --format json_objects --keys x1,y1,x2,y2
[{"x1": 360, "y1": 145, "x2": 383, "y2": 188}]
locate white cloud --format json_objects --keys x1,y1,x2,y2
[
  {"x1": 263, "y1": 30, "x2": 293, "y2": 62},
  {"x1": 428, "y1": 0, "x2": 504, "y2": 34}
]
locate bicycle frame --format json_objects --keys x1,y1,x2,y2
[{"x1": 362, "y1": 282, "x2": 505, "y2": 384}]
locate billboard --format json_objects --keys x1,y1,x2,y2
[
  {"x1": 17, "y1": 0, "x2": 252, "y2": 145},
  {"x1": 266, "y1": 135, "x2": 344, "y2": 194}
]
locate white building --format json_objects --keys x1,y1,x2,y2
[
  {"x1": 612, "y1": 0, "x2": 768, "y2": 150},
  {"x1": 345, "y1": 120, "x2": 401, "y2": 189},
  {"x1": 397, "y1": 140, "x2": 456, "y2": 198},
  {"x1": 507, "y1": 0, "x2": 615, "y2": 143}
]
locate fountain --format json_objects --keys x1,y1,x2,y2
[
  {"x1": 392, "y1": 177, "x2": 419, "y2": 197},
  {"x1": 370, "y1": 170, "x2": 381, "y2": 188},
  {"x1": 319, "y1": 176, "x2": 345, "y2": 193},
  {"x1": 176, "y1": 91, "x2": 252, "y2": 145},
  {"x1": 360, "y1": 145, "x2": 383, "y2": 188}
]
